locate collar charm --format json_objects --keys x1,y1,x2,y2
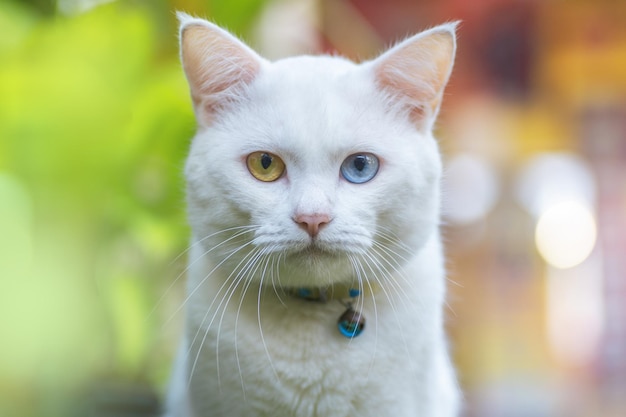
[
  {"x1": 337, "y1": 305, "x2": 365, "y2": 338},
  {"x1": 292, "y1": 286, "x2": 366, "y2": 338}
]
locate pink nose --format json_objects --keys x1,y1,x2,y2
[{"x1": 294, "y1": 213, "x2": 331, "y2": 238}]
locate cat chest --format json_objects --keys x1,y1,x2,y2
[{"x1": 186, "y1": 299, "x2": 427, "y2": 414}]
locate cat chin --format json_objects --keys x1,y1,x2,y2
[{"x1": 269, "y1": 246, "x2": 357, "y2": 287}]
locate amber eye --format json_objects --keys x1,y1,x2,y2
[{"x1": 246, "y1": 151, "x2": 286, "y2": 182}]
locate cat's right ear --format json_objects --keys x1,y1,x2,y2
[
  {"x1": 368, "y1": 22, "x2": 458, "y2": 131},
  {"x1": 178, "y1": 12, "x2": 265, "y2": 125}
]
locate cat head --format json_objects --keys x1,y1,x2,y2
[{"x1": 178, "y1": 13, "x2": 457, "y2": 288}]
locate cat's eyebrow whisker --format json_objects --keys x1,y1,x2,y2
[{"x1": 149, "y1": 226, "x2": 258, "y2": 323}]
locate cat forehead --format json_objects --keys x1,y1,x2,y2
[
  {"x1": 253, "y1": 55, "x2": 369, "y2": 100},
  {"x1": 241, "y1": 61, "x2": 393, "y2": 157},
  {"x1": 212, "y1": 54, "x2": 417, "y2": 163},
  {"x1": 268, "y1": 54, "x2": 359, "y2": 77},
  {"x1": 245, "y1": 55, "x2": 385, "y2": 136}
]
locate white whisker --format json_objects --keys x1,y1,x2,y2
[
  {"x1": 256, "y1": 248, "x2": 280, "y2": 381},
  {"x1": 374, "y1": 225, "x2": 414, "y2": 255},
  {"x1": 368, "y1": 244, "x2": 417, "y2": 298},
  {"x1": 232, "y1": 246, "x2": 270, "y2": 398},
  {"x1": 357, "y1": 250, "x2": 419, "y2": 381},
  {"x1": 166, "y1": 231, "x2": 257, "y2": 330},
  {"x1": 271, "y1": 251, "x2": 287, "y2": 307},
  {"x1": 148, "y1": 226, "x2": 258, "y2": 322},
  {"x1": 348, "y1": 254, "x2": 379, "y2": 382},
  {"x1": 212, "y1": 245, "x2": 265, "y2": 389},
  {"x1": 186, "y1": 243, "x2": 261, "y2": 388}
]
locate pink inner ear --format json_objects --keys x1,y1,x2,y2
[
  {"x1": 373, "y1": 29, "x2": 456, "y2": 124},
  {"x1": 181, "y1": 24, "x2": 261, "y2": 118}
]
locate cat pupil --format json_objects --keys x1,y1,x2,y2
[
  {"x1": 261, "y1": 153, "x2": 272, "y2": 170},
  {"x1": 353, "y1": 155, "x2": 366, "y2": 171}
]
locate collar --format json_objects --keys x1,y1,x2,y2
[
  {"x1": 289, "y1": 285, "x2": 360, "y2": 303},
  {"x1": 288, "y1": 282, "x2": 379, "y2": 303},
  {"x1": 288, "y1": 282, "x2": 376, "y2": 338}
]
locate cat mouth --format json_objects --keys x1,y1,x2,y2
[
  {"x1": 299, "y1": 242, "x2": 335, "y2": 256},
  {"x1": 280, "y1": 240, "x2": 343, "y2": 259},
  {"x1": 256, "y1": 233, "x2": 367, "y2": 258}
]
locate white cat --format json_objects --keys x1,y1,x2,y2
[{"x1": 166, "y1": 12, "x2": 459, "y2": 417}]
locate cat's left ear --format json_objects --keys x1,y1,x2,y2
[
  {"x1": 368, "y1": 22, "x2": 458, "y2": 130},
  {"x1": 178, "y1": 13, "x2": 266, "y2": 126}
]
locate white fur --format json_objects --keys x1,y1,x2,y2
[{"x1": 166, "y1": 14, "x2": 459, "y2": 417}]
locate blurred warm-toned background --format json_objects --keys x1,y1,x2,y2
[{"x1": 1, "y1": 0, "x2": 625, "y2": 416}]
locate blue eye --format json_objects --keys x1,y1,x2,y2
[{"x1": 340, "y1": 153, "x2": 379, "y2": 184}]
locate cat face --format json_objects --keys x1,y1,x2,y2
[{"x1": 180, "y1": 14, "x2": 456, "y2": 287}]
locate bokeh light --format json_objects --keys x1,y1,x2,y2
[
  {"x1": 516, "y1": 153, "x2": 596, "y2": 219},
  {"x1": 535, "y1": 201, "x2": 597, "y2": 269},
  {"x1": 443, "y1": 153, "x2": 499, "y2": 225},
  {"x1": 546, "y1": 257, "x2": 604, "y2": 367}
]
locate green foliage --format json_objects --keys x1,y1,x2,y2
[
  {"x1": 0, "y1": 1, "x2": 267, "y2": 416},
  {"x1": 207, "y1": 0, "x2": 267, "y2": 37}
]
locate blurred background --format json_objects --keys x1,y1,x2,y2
[{"x1": 1, "y1": 0, "x2": 625, "y2": 416}]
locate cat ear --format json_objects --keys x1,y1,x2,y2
[
  {"x1": 370, "y1": 22, "x2": 458, "y2": 130},
  {"x1": 178, "y1": 12, "x2": 265, "y2": 125}
]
